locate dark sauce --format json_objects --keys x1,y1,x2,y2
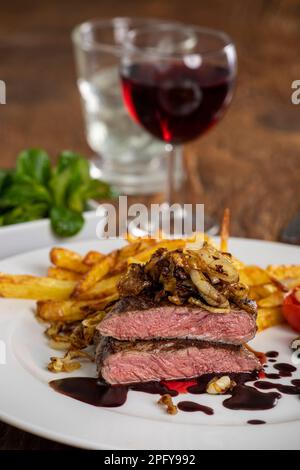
[
  {"x1": 131, "y1": 381, "x2": 178, "y2": 397},
  {"x1": 266, "y1": 351, "x2": 279, "y2": 359},
  {"x1": 178, "y1": 401, "x2": 214, "y2": 415},
  {"x1": 49, "y1": 365, "x2": 297, "y2": 414},
  {"x1": 265, "y1": 373, "x2": 281, "y2": 380},
  {"x1": 268, "y1": 359, "x2": 277, "y2": 363},
  {"x1": 49, "y1": 378, "x2": 128, "y2": 407},
  {"x1": 50, "y1": 377, "x2": 181, "y2": 407},
  {"x1": 187, "y1": 371, "x2": 259, "y2": 395},
  {"x1": 274, "y1": 363, "x2": 297, "y2": 378},
  {"x1": 292, "y1": 379, "x2": 300, "y2": 387},
  {"x1": 223, "y1": 385, "x2": 281, "y2": 411},
  {"x1": 254, "y1": 381, "x2": 300, "y2": 395},
  {"x1": 247, "y1": 420, "x2": 266, "y2": 425}
]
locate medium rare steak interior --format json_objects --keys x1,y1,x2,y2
[
  {"x1": 97, "y1": 295, "x2": 257, "y2": 344},
  {"x1": 96, "y1": 336, "x2": 261, "y2": 385},
  {"x1": 96, "y1": 243, "x2": 260, "y2": 385}
]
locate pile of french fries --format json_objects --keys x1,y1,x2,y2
[
  {"x1": 0, "y1": 236, "x2": 193, "y2": 371},
  {"x1": 0, "y1": 216, "x2": 299, "y2": 371},
  {"x1": 239, "y1": 265, "x2": 290, "y2": 332}
]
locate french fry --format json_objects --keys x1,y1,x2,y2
[
  {"x1": 0, "y1": 274, "x2": 75, "y2": 300},
  {"x1": 239, "y1": 266, "x2": 272, "y2": 286},
  {"x1": 83, "y1": 251, "x2": 105, "y2": 266},
  {"x1": 0, "y1": 271, "x2": 121, "y2": 302},
  {"x1": 47, "y1": 267, "x2": 82, "y2": 281},
  {"x1": 129, "y1": 239, "x2": 186, "y2": 264},
  {"x1": 220, "y1": 208, "x2": 230, "y2": 252},
  {"x1": 72, "y1": 254, "x2": 116, "y2": 298},
  {"x1": 50, "y1": 247, "x2": 89, "y2": 274},
  {"x1": 249, "y1": 283, "x2": 278, "y2": 301},
  {"x1": 276, "y1": 278, "x2": 300, "y2": 291},
  {"x1": 117, "y1": 241, "x2": 144, "y2": 259},
  {"x1": 256, "y1": 306, "x2": 285, "y2": 332},
  {"x1": 37, "y1": 295, "x2": 117, "y2": 323},
  {"x1": 257, "y1": 291, "x2": 285, "y2": 308},
  {"x1": 79, "y1": 275, "x2": 121, "y2": 300},
  {"x1": 266, "y1": 265, "x2": 300, "y2": 280}
]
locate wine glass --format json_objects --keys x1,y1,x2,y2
[{"x1": 120, "y1": 23, "x2": 237, "y2": 235}]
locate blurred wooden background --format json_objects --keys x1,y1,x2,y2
[{"x1": 0, "y1": 0, "x2": 300, "y2": 449}]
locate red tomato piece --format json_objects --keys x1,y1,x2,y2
[{"x1": 283, "y1": 288, "x2": 300, "y2": 333}]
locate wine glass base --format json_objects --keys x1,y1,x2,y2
[{"x1": 89, "y1": 154, "x2": 183, "y2": 196}]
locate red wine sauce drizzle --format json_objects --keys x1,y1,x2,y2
[
  {"x1": 273, "y1": 363, "x2": 297, "y2": 377},
  {"x1": 49, "y1": 350, "x2": 299, "y2": 416},
  {"x1": 254, "y1": 381, "x2": 300, "y2": 395},
  {"x1": 178, "y1": 401, "x2": 214, "y2": 415},
  {"x1": 266, "y1": 351, "x2": 279, "y2": 359},
  {"x1": 186, "y1": 371, "x2": 259, "y2": 395},
  {"x1": 265, "y1": 373, "x2": 281, "y2": 380},
  {"x1": 50, "y1": 378, "x2": 128, "y2": 407},
  {"x1": 131, "y1": 381, "x2": 178, "y2": 397},
  {"x1": 223, "y1": 385, "x2": 281, "y2": 411}
]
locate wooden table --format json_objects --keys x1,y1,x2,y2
[{"x1": 0, "y1": 0, "x2": 299, "y2": 449}]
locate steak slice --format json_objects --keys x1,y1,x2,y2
[
  {"x1": 96, "y1": 336, "x2": 261, "y2": 385},
  {"x1": 97, "y1": 296, "x2": 257, "y2": 345}
]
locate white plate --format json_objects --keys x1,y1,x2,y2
[
  {"x1": 0, "y1": 237, "x2": 300, "y2": 450},
  {"x1": 0, "y1": 208, "x2": 105, "y2": 259}
]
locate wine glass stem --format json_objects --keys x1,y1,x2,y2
[{"x1": 166, "y1": 144, "x2": 183, "y2": 206}]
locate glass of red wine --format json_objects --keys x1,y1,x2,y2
[{"x1": 120, "y1": 24, "x2": 237, "y2": 235}]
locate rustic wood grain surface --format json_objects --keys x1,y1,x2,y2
[{"x1": 0, "y1": 0, "x2": 299, "y2": 450}]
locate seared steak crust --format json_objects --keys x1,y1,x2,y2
[{"x1": 109, "y1": 295, "x2": 157, "y2": 314}]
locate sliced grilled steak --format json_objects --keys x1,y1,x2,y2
[
  {"x1": 97, "y1": 296, "x2": 257, "y2": 345},
  {"x1": 96, "y1": 336, "x2": 261, "y2": 385}
]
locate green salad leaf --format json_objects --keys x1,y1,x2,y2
[
  {"x1": 1, "y1": 203, "x2": 49, "y2": 225},
  {"x1": 0, "y1": 181, "x2": 51, "y2": 209},
  {"x1": 16, "y1": 148, "x2": 51, "y2": 185},
  {"x1": 0, "y1": 148, "x2": 114, "y2": 237},
  {"x1": 50, "y1": 207, "x2": 84, "y2": 237},
  {"x1": 0, "y1": 169, "x2": 13, "y2": 194}
]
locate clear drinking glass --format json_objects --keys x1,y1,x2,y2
[
  {"x1": 120, "y1": 24, "x2": 237, "y2": 231},
  {"x1": 72, "y1": 17, "x2": 190, "y2": 195}
]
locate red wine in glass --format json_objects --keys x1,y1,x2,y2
[
  {"x1": 120, "y1": 24, "x2": 237, "y2": 235},
  {"x1": 121, "y1": 62, "x2": 234, "y2": 145}
]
